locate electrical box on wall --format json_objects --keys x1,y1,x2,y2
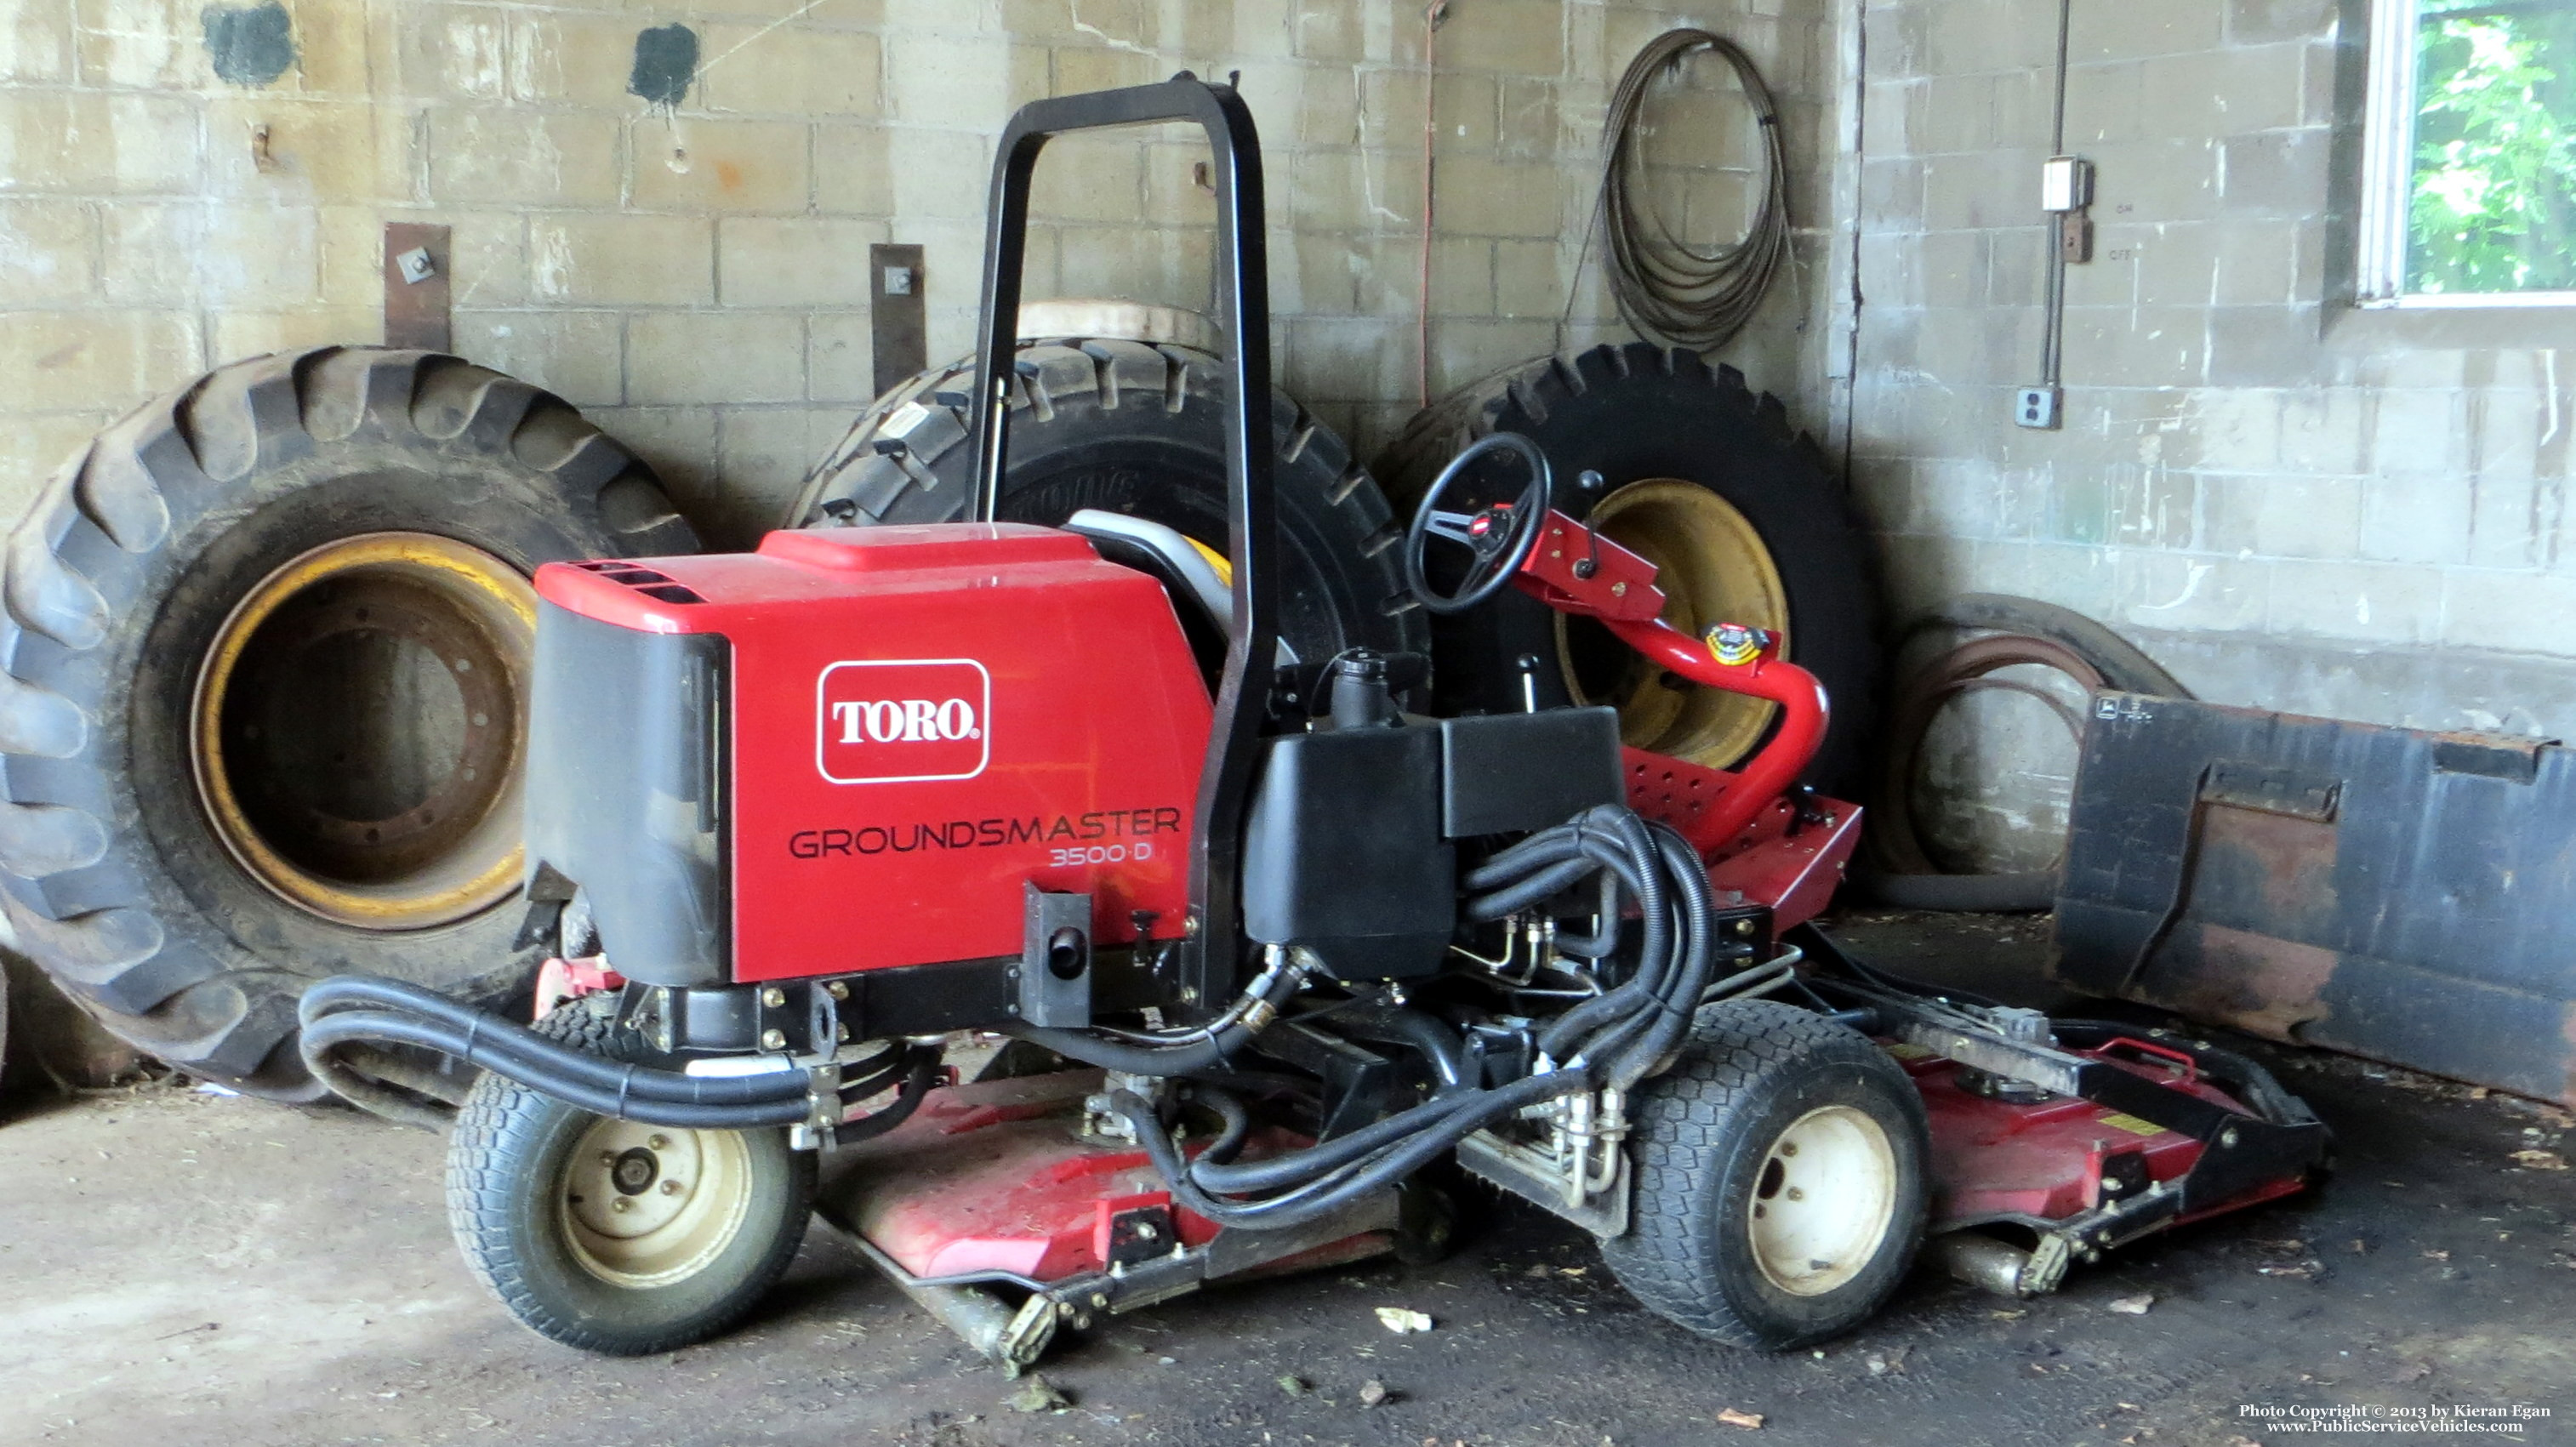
[
  {"x1": 2040, "y1": 156, "x2": 2094, "y2": 213},
  {"x1": 2015, "y1": 386, "x2": 2062, "y2": 430},
  {"x1": 2057, "y1": 213, "x2": 2094, "y2": 264}
]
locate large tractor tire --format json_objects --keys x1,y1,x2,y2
[
  {"x1": 0, "y1": 347, "x2": 696, "y2": 1099},
  {"x1": 788, "y1": 335, "x2": 1427, "y2": 666},
  {"x1": 1374, "y1": 344, "x2": 1880, "y2": 794},
  {"x1": 2, "y1": 946, "x2": 145, "y2": 1092}
]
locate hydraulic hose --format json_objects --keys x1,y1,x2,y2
[
  {"x1": 1461, "y1": 806, "x2": 1700, "y2": 1073},
  {"x1": 1536, "y1": 975, "x2": 1652, "y2": 1067},
  {"x1": 1498, "y1": 818, "x2": 1675, "y2": 1062},
  {"x1": 1008, "y1": 1023, "x2": 1256, "y2": 1076},
  {"x1": 1606, "y1": 823, "x2": 1724, "y2": 1088},
  {"x1": 1462, "y1": 810, "x2": 1651, "y2": 894},
  {"x1": 1112, "y1": 1066, "x2": 1592, "y2": 1232},
  {"x1": 299, "y1": 1010, "x2": 816, "y2": 1130},
  {"x1": 1466, "y1": 812, "x2": 1599, "y2": 884},
  {"x1": 1187, "y1": 1076, "x2": 1503, "y2": 1193},
  {"x1": 1553, "y1": 873, "x2": 1623, "y2": 959},
  {"x1": 828, "y1": 1049, "x2": 943, "y2": 1145},
  {"x1": 1189, "y1": 1082, "x2": 1254, "y2": 1166},
  {"x1": 301, "y1": 976, "x2": 809, "y2": 1107},
  {"x1": 1460, "y1": 853, "x2": 1600, "y2": 922},
  {"x1": 299, "y1": 974, "x2": 919, "y2": 1132},
  {"x1": 1029, "y1": 943, "x2": 1314, "y2": 1055},
  {"x1": 1137, "y1": 798, "x2": 1726, "y2": 1227}
]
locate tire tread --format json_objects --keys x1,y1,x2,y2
[
  {"x1": 789, "y1": 336, "x2": 1427, "y2": 652},
  {"x1": 1600, "y1": 1000, "x2": 1927, "y2": 1348},
  {"x1": 446, "y1": 999, "x2": 626, "y2": 1353},
  {"x1": 0, "y1": 346, "x2": 694, "y2": 1095},
  {"x1": 446, "y1": 997, "x2": 814, "y2": 1355}
]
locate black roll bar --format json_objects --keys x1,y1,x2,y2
[{"x1": 966, "y1": 74, "x2": 1277, "y2": 1018}]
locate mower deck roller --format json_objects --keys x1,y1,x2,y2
[{"x1": 298, "y1": 76, "x2": 2328, "y2": 1364}]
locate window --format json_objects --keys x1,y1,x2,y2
[{"x1": 2359, "y1": 0, "x2": 2576, "y2": 305}]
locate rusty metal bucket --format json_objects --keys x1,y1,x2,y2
[{"x1": 2049, "y1": 693, "x2": 2576, "y2": 1108}]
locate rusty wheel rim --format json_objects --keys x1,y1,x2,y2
[
  {"x1": 1872, "y1": 635, "x2": 2107, "y2": 876},
  {"x1": 1553, "y1": 478, "x2": 1790, "y2": 768},
  {"x1": 191, "y1": 533, "x2": 536, "y2": 930}
]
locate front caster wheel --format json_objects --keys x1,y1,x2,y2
[
  {"x1": 444, "y1": 995, "x2": 816, "y2": 1354},
  {"x1": 1602, "y1": 1000, "x2": 1929, "y2": 1349}
]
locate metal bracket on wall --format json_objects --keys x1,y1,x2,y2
[
  {"x1": 871, "y1": 243, "x2": 927, "y2": 399},
  {"x1": 382, "y1": 222, "x2": 452, "y2": 353}
]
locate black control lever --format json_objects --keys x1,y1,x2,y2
[{"x1": 1572, "y1": 470, "x2": 1606, "y2": 579}]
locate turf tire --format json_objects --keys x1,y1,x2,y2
[
  {"x1": 446, "y1": 994, "x2": 816, "y2": 1355},
  {"x1": 1602, "y1": 1000, "x2": 1929, "y2": 1349}
]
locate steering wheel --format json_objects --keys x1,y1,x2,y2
[{"x1": 1403, "y1": 432, "x2": 1553, "y2": 616}]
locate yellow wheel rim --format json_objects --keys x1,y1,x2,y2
[
  {"x1": 558, "y1": 1119, "x2": 756, "y2": 1287},
  {"x1": 1553, "y1": 479, "x2": 1791, "y2": 768},
  {"x1": 190, "y1": 532, "x2": 536, "y2": 930}
]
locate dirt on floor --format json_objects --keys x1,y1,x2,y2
[{"x1": 3, "y1": 914, "x2": 2572, "y2": 1447}]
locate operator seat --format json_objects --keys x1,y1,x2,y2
[{"x1": 1062, "y1": 508, "x2": 1295, "y2": 682}]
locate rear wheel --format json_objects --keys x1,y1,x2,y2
[
  {"x1": 1603, "y1": 1000, "x2": 1929, "y2": 1348},
  {"x1": 446, "y1": 995, "x2": 815, "y2": 1355}
]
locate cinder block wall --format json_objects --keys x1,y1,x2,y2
[
  {"x1": 0, "y1": 0, "x2": 1832, "y2": 549},
  {"x1": 1844, "y1": 0, "x2": 2576, "y2": 865}
]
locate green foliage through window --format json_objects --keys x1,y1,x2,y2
[{"x1": 2409, "y1": 1, "x2": 2576, "y2": 293}]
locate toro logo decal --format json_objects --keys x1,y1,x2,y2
[{"x1": 816, "y1": 659, "x2": 990, "y2": 784}]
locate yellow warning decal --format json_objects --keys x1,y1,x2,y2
[
  {"x1": 2097, "y1": 1113, "x2": 2168, "y2": 1137},
  {"x1": 1883, "y1": 1043, "x2": 1935, "y2": 1060}
]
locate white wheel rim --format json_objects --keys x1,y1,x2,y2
[
  {"x1": 557, "y1": 1118, "x2": 755, "y2": 1287},
  {"x1": 1746, "y1": 1104, "x2": 1900, "y2": 1297}
]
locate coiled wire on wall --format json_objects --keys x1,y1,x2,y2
[{"x1": 1596, "y1": 28, "x2": 1791, "y2": 350}]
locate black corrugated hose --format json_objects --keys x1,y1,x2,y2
[
  {"x1": 305, "y1": 795, "x2": 1726, "y2": 1228},
  {"x1": 1597, "y1": 28, "x2": 1792, "y2": 350},
  {"x1": 1058, "y1": 803, "x2": 1727, "y2": 1232},
  {"x1": 299, "y1": 974, "x2": 915, "y2": 1131}
]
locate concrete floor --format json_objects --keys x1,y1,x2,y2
[{"x1": 4, "y1": 913, "x2": 2573, "y2": 1447}]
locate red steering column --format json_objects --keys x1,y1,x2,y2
[{"x1": 1513, "y1": 509, "x2": 1836, "y2": 860}]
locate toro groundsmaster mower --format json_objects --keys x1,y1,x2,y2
[{"x1": 301, "y1": 77, "x2": 2327, "y2": 1365}]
